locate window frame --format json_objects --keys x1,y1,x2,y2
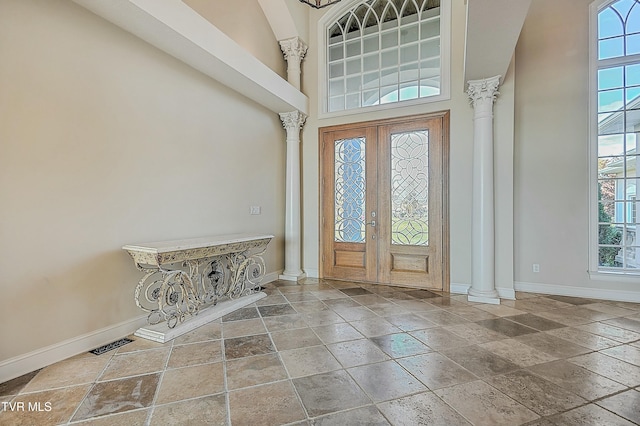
[
  {"x1": 317, "y1": 0, "x2": 451, "y2": 119},
  {"x1": 589, "y1": 0, "x2": 640, "y2": 277}
]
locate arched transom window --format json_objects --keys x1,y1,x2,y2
[{"x1": 325, "y1": 0, "x2": 445, "y2": 113}]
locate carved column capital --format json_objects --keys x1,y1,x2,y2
[
  {"x1": 279, "y1": 110, "x2": 307, "y2": 135},
  {"x1": 279, "y1": 37, "x2": 308, "y2": 90},
  {"x1": 467, "y1": 75, "x2": 501, "y2": 109},
  {"x1": 279, "y1": 37, "x2": 309, "y2": 63}
]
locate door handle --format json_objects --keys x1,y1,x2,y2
[{"x1": 366, "y1": 220, "x2": 376, "y2": 227}]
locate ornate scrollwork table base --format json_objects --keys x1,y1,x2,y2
[{"x1": 123, "y1": 234, "x2": 273, "y2": 342}]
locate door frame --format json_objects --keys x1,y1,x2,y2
[{"x1": 318, "y1": 111, "x2": 450, "y2": 292}]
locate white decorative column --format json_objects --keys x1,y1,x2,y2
[
  {"x1": 279, "y1": 37, "x2": 308, "y2": 90},
  {"x1": 279, "y1": 110, "x2": 307, "y2": 281},
  {"x1": 467, "y1": 76, "x2": 501, "y2": 304}
]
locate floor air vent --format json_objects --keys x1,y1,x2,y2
[{"x1": 89, "y1": 338, "x2": 134, "y2": 355}]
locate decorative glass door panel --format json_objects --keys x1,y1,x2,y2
[
  {"x1": 321, "y1": 113, "x2": 448, "y2": 290},
  {"x1": 391, "y1": 130, "x2": 429, "y2": 246},
  {"x1": 335, "y1": 137, "x2": 366, "y2": 243}
]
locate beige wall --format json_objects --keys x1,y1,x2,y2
[
  {"x1": 515, "y1": 0, "x2": 640, "y2": 295},
  {"x1": 0, "y1": 0, "x2": 285, "y2": 362}
]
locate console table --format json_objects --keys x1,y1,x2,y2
[{"x1": 122, "y1": 234, "x2": 273, "y2": 342}]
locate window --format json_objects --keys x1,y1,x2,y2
[
  {"x1": 593, "y1": 0, "x2": 640, "y2": 272},
  {"x1": 322, "y1": 0, "x2": 449, "y2": 114}
]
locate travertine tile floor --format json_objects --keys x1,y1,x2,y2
[{"x1": 2, "y1": 278, "x2": 640, "y2": 425}]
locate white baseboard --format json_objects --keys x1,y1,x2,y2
[
  {"x1": 0, "y1": 270, "x2": 283, "y2": 384},
  {"x1": 304, "y1": 269, "x2": 320, "y2": 279},
  {"x1": 515, "y1": 281, "x2": 640, "y2": 303},
  {"x1": 449, "y1": 283, "x2": 516, "y2": 300},
  {"x1": 262, "y1": 270, "x2": 281, "y2": 285},
  {"x1": 0, "y1": 314, "x2": 147, "y2": 384},
  {"x1": 450, "y1": 282, "x2": 470, "y2": 294}
]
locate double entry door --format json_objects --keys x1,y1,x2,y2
[{"x1": 320, "y1": 112, "x2": 449, "y2": 290}]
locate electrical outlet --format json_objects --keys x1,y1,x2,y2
[
  {"x1": 532, "y1": 263, "x2": 540, "y2": 273},
  {"x1": 250, "y1": 206, "x2": 261, "y2": 215}
]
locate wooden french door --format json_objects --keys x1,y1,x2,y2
[{"x1": 320, "y1": 112, "x2": 449, "y2": 291}]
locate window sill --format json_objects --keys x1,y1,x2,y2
[{"x1": 589, "y1": 270, "x2": 640, "y2": 282}]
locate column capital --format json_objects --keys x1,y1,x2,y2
[
  {"x1": 279, "y1": 110, "x2": 307, "y2": 133},
  {"x1": 467, "y1": 75, "x2": 501, "y2": 108},
  {"x1": 279, "y1": 37, "x2": 309, "y2": 63}
]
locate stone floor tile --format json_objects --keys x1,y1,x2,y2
[
  {"x1": 0, "y1": 370, "x2": 40, "y2": 397},
  {"x1": 229, "y1": 381, "x2": 306, "y2": 425},
  {"x1": 225, "y1": 352, "x2": 287, "y2": 390},
  {"x1": 168, "y1": 340, "x2": 223, "y2": 368},
  {"x1": 301, "y1": 310, "x2": 346, "y2": 327},
  {"x1": 292, "y1": 370, "x2": 371, "y2": 417},
  {"x1": 151, "y1": 394, "x2": 227, "y2": 426},
  {"x1": 601, "y1": 344, "x2": 640, "y2": 366},
  {"x1": 283, "y1": 292, "x2": 321, "y2": 303},
  {"x1": 280, "y1": 345, "x2": 341, "y2": 378},
  {"x1": 312, "y1": 405, "x2": 390, "y2": 426},
  {"x1": 384, "y1": 313, "x2": 439, "y2": 331},
  {"x1": 221, "y1": 318, "x2": 267, "y2": 338},
  {"x1": 100, "y1": 347, "x2": 170, "y2": 381},
  {"x1": 255, "y1": 293, "x2": 289, "y2": 306},
  {"x1": 270, "y1": 327, "x2": 323, "y2": 351},
  {"x1": 409, "y1": 327, "x2": 470, "y2": 350},
  {"x1": 534, "y1": 309, "x2": 594, "y2": 326},
  {"x1": 21, "y1": 354, "x2": 111, "y2": 393},
  {"x1": 576, "y1": 322, "x2": 640, "y2": 343},
  {"x1": 504, "y1": 313, "x2": 566, "y2": 331},
  {"x1": 596, "y1": 389, "x2": 640, "y2": 424},
  {"x1": 221, "y1": 306, "x2": 259, "y2": 322},
  {"x1": 155, "y1": 362, "x2": 224, "y2": 404},
  {"x1": 440, "y1": 345, "x2": 520, "y2": 378},
  {"x1": 528, "y1": 404, "x2": 635, "y2": 426},
  {"x1": 543, "y1": 295, "x2": 599, "y2": 305},
  {"x1": 418, "y1": 309, "x2": 469, "y2": 326},
  {"x1": 603, "y1": 316, "x2": 640, "y2": 332},
  {"x1": 434, "y1": 380, "x2": 539, "y2": 426},
  {"x1": 377, "y1": 391, "x2": 471, "y2": 425},
  {"x1": 350, "y1": 317, "x2": 402, "y2": 337},
  {"x1": 475, "y1": 318, "x2": 538, "y2": 337},
  {"x1": 1, "y1": 384, "x2": 91, "y2": 426},
  {"x1": 172, "y1": 322, "x2": 222, "y2": 345},
  {"x1": 332, "y1": 305, "x2": 379, "y2": 321},
  {"x1": 71, "y1": 408, "x2": 150, "y2": 426},
  {"x1": 397, "y1": 352, "x2": 477, "y2": 389},
  {"x1": 340, "y1": 287, "x2": 373, "y2": 296},
  {"x1": 369, "y1": 333, "x2": 432, "y2": 358},
  {"x1": 568, "y1": 352, "x2": 640, "y2": 387},
  {"x1": 262, "y1": 313, "x2": 308, "y2": 331},
  {"x1": 312, "y1": 323, "x2": 364, "y2": 344},
  {"x1": 488, "y1": 370, "x2": 585, "y2": 416},
  {"x1": 582, "y1": 302, "x2": 636, "y2": 317},
  {"x1": 327, "y1": 339, "x2": 389, "y2": 368},
  {"x1": 116, "y1": 336, "x2": 165, "y2": 354},
  {"x1": 72, "y1": 374, "x2": 159, "y2": 422},
  {"x1": 445, "y1": 323, "x2": 510, "y2": 345},
  {"x1": 544, "y1": 327, "x2": 620, "y2": 350},
  {"x1": 223, "y1": 334, "x2": 275, "y2": 360},
  {"x1": 290, "y1": 301, "x2": 329, "y2": 314},
  {"x1": 311, "y1": 290, "x2": 350, "y2": 300},
  {"x1": 347, "y1": 360, "x2": 426, "y2": 402},
  {"x1": 474, "y1": 304, "x2": 526, "y2": 317},
  {"x1": 445, "y1": 306, "x2": 499, "y2": 321},
  {"x1": 257, "y1": 303, "x2": 297, "y2": 317},
  {"x1": 479, "y1": 339, "x2": 558, "y2": 367},
  {"x1": 527, "y1": 359, "x2": 627, "y2": 400},
  {"x1": 515, "y1": 332, "x2": 591, "y2": 358}
]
